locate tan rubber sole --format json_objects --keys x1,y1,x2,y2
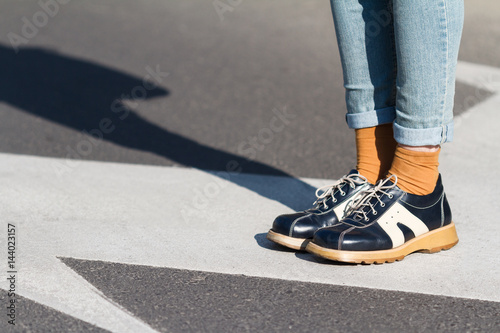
[
  {"x1": 306, "y1": 222, "x2": 459, "y2": 264},
  {"x1": 266, "y1": 229, "x2": 310, "y2": 251}
]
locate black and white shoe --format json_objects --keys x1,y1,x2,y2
[
  {"x1": 266, "y1": 170, "x2": 370, "y2": 250},
  {"x1": 306, "y1": 174, "x2": 459, "y2": 264}
]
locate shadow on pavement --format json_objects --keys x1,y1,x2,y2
[
  {"x1": 254, "y1": 232, "x2": 298, "y2": 253},
  {"x1": 294, "y1": 252, "x2": 356, "y2": 266},
  {"x1": 254, "y1": 232, "x2": 356, "y2": 265},
  {"x1": 0, "y1": 44, "x2": 316, "y2": 210}
]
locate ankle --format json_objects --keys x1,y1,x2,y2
[
  {"x1": 398, "y1": 144, "x2": 440, "y2": 153},
  {"x1": 355, "y1": 124, "x2": 397, "y2": 184},
  {"x1": 388, "y1": 145, "x2": 440, "y2": 195}
]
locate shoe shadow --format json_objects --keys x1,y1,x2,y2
[
  {"x1": 294, "y1": 252, "x2": 357, "y2": 266},
  {"x1": 0, "y1": 44, "x2": 317, "y2": 211},
  {"x1": 253, "y1": 233, "x2": 297, "y2": 253},
  {"x1": 254, "y1": 233, "x2": 357, "y2": 266}
]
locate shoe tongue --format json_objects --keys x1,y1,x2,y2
[
  {"x1": 348, "y1": 169, "x2": 358, "y2": 175},
  {"x1": 348, "y1": 169, "x2": 365, "y2": 182},
  {"x1": 377, "y1": 174, "x2": 398, "y2": 188}
]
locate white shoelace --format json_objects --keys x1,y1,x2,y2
[
  {"x1": 313, "y1": 173, "x2": 368, "y2": 209},
  {"x1": 349, "y1": 175, "x2": 398, "y2": 222}
]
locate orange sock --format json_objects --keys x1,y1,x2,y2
[
  {"x1": 355, "y1": 123, "x2": 398, "y2": 184},
  {"x1": 388, "y1": 146, "x2": 440, "y2": 195}
]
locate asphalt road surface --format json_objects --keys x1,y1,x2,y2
[{"x1": 0, "y1": 0, "x2": 498, "y2": 179}]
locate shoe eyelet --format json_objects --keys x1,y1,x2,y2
[
  {"x1": 372, "y1": 211, "x2": 377, "y2": 215},
  {"x1": 323, "y1": 205, "x2": 329, "y2": 209},
  {"x1": 364, "y1": 218, "x2": 369, "y2": 221},
  {"x1": 333, "y1": 199, "x2": 337, "y2": 203},
  {"x1": 340, "y1": 192, "x2": 346, "y2": 196},
  {"x1": 388, "y1": 195, "x2": 393, "y2": 199},
  {"x1": 380, "y1": 203, "x2": 385, "y2": 207}
]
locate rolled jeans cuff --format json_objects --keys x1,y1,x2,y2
[
  {"x1": 393, "y1": 121, "x2": 454, "y2": 146},
  {"x1": 346, "y1": 106, "x2": 396, "y2": 129}
]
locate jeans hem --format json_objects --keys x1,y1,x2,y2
[
  {"x1": 393, "y1": 121, "x2": 454, "y2": 146},
  {"x1": 346, "y1": 106, "x2": 396, "y2": 129}
]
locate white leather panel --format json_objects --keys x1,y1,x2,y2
[{"x1": 376, "y1": 202, "x2": 429, "y2": 248}]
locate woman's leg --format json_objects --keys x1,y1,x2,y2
[
  {"x1": 331, "y1": 0, "x2": 396, "y2": 124},
  {"x1": 388, "y1": 0, "x2": 464, "y2": 195},
  {"x1": 331, "y1": 0, "x2": 398, "y2": 184},
  {"x1": 392, "y1": 0, "x2": 464, "y2": 146},
  {"x1": 266, "y1": 0, "x2": 401, "y2": 250}
]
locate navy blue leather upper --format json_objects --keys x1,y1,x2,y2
[
  {"x1": 312, "y1": 175, "x2": 452, "y2": 251},
  {"x1": 272, "y1": 170, "x2": 368, "y2": 239}
]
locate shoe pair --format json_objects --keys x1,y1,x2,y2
[{"x1": 267, "y1": 171, "x2": 458, "y2": 264}]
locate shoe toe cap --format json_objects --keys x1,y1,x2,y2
[
  {"x1": 271, "y1": 212, "x2": 307, "y2": 236},
  {"x1": 273, "y1": 212, "x2": 324, "y2": 239},
  {"x1": 312, "y1": 227, "x2": 343, "y2": 250},
  {"x1": 312, "y1": 224, "x2": 391, "y2": 251},
  {"x1": 340, "y1": 228, "x2": 392, "y2": 251}
]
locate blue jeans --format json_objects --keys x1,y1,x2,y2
[{"x1": 331, "y1": 0, "x2": 464, "y2": 145}]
